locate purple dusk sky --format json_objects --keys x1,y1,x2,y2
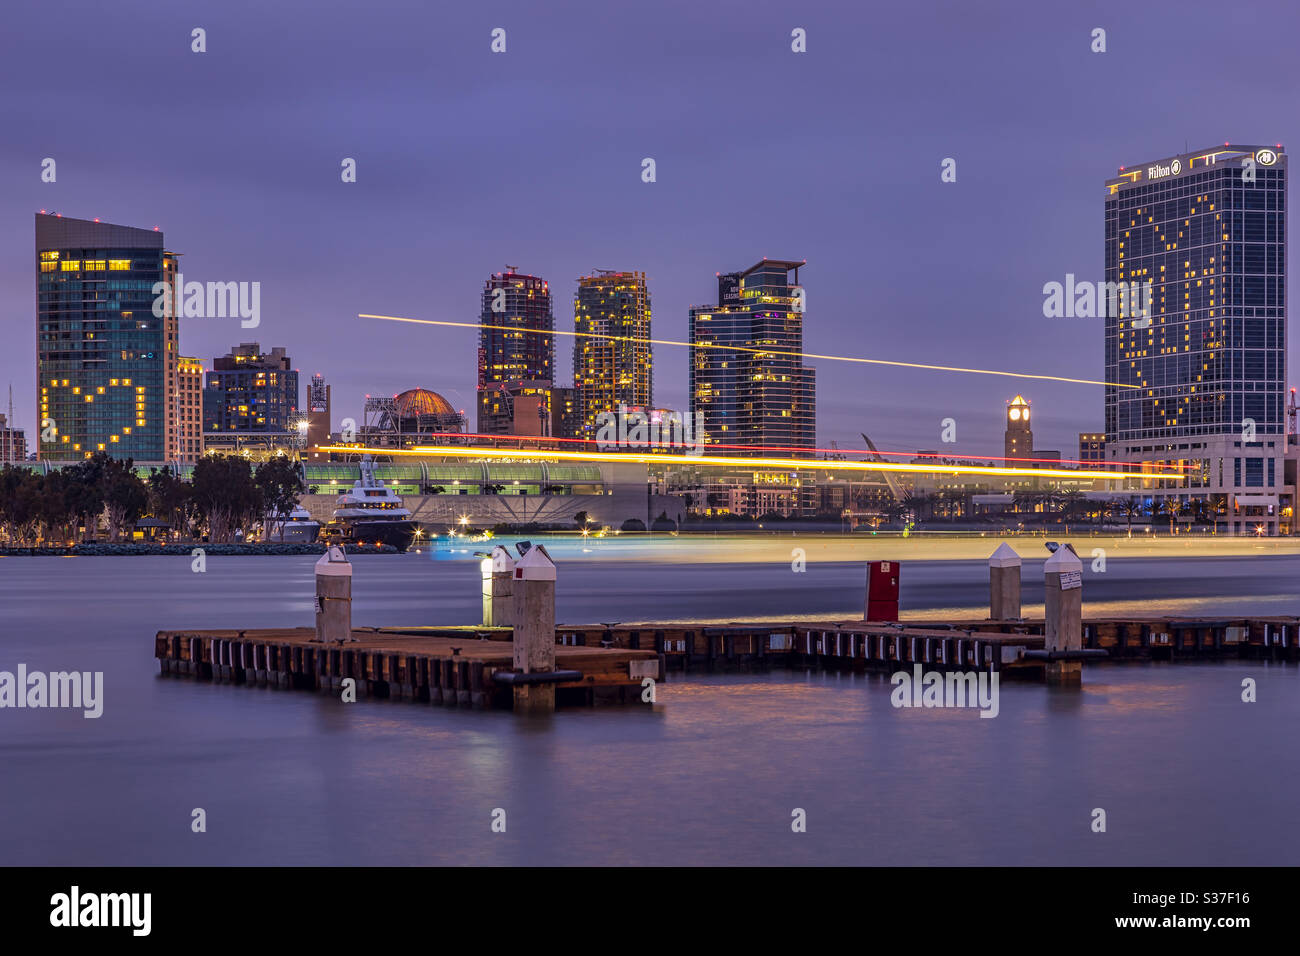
[{"x1": 2, "y1": 0, "x2": 1296, "y2": 458}]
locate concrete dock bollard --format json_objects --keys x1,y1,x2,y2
[
  {"x1": 1043, "y1": 545, "x2": 1083, "y2": 684},
  {"x1": 511, "y1": 545, "x2": 557, "y2": 713},
  {"x1": 988, "y1": 543, "x2": 1022, "y2": 620},
  {"x1": 481, "y1": 545, "x2": 514, "y2": 628},
  {"x1": 313, "y1": 546, "x2": 354, "y2": 643}
]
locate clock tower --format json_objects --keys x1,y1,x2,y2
[{"x1": 1005, "y1": 395, "x2": 1032, "y2": 462}]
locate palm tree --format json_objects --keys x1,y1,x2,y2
[
  {"x1": 1117, "y1": 496, "x2": 1144, "y2": 536},
  {"x1": 1059, "y1": 490, "x2": 1086, "y2": 528},
  {"x1": 1012, "y1": 489, "x2": 1043, "y2": 523},
  {"x1": 1189, "y1": 498, "x2": 1211, "y2": 529},
  {"x1": 1163, "y1": 497, "x2": 1183, "y2": 534},
  {"x1": 1100, "y1": 498, "x2": 1122, "y2": 528}
]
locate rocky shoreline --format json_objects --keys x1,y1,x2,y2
[{"x1": 0, "y1": 542, "x2": 400, "y2": 557}]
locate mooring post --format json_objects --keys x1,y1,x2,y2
[
  {"x1": 511, "y1": 545, "x2": 557, "y2": 713},
  {"x1": 313, "y1": 546, "x2": 354, "y2": 643},
  {"x1": 482, "y1": 545, "x2": 514, "y2": 628},
  {"x1": 988, "y1": 543, "x2": 1022, "y2": 621},
  {"x1": 1043, "y1": 546, "x2": 1083, "y2": 685}
]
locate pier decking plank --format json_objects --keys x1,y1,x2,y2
[{"x1": 155, "y1": 627, "x2": 661, "y2": 710}]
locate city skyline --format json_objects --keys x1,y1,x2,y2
[
  {"x1": 22, "y1": 211, "x2": 1283, "y2": 464},
  {"x1": 5, "y1": 1, "x2": 1300, "y2": 461}
]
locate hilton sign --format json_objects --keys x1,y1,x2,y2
[{"x1": 1147, "y1": 158, "x2": 1183, "y2": 180}]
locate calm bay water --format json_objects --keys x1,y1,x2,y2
[{"x1": 2, "y1": 544, "x2": 1298, "y2": 865}]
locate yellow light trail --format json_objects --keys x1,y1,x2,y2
[
  {"x1": 359, "y1": 313, "x2": 1139, "y2": 389},
  {"x1": 318, "y1": 445, "x2": 1184, "y2": 481}
]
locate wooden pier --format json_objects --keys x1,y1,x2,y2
[
  {"x1": 922, "y1": 615, "x2": 1300, "y2": 662},
  {"x1": 553, "y1": 614, "x2": 1300, "y2": 674},
  {"x1": 155, "y1": 626, "x2": 662, "y2": 709},
  {"x1": 154, "y1": 614, "x2": 1298, "y2": 711}
]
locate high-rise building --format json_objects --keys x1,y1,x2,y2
[
  {"x1": 688, "y1": 259, "x2": 814, "y2": 456},
  {"x1": 1105, "y1": 144, "x2": 1287, "y2": 534},
  {"x1": 0, "y1": 414, "x2": 27, "y2": 463},
  {"x1": 1005, "y1": 395, "x2": 1032, "y2": 461},
  {"x1": 176, "y1": 356, "x2": 204, "y2": 462},
  {"x1": 574, "y1": 270, "x2": 652, "y2": 438},
  {"x1": 202, "y1": 343, "x2": 300, "y2": 447},
  {"x1": 478, "y1": 268, "x2": 554, "y2": 435},
  {"x1": 36, "y1": 213, "x2": 177, "y2": 461}
]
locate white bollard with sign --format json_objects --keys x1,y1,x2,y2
[{"x1": 1043, "y1": 545, "x2": 1083, "y2": 684}]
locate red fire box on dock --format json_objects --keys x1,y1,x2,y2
[{"x1": 865, "y1": 560, "x2": 900, "y2": 621}]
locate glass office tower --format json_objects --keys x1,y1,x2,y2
[
  {"x1": 689, "y1": 258, "x2": 815, "y2": 456},
  {"x1": 1104, "y1": 144, "x2": 1287, "y2": 533},
  {"x1": 37, "y1": 213, "x2": 176, "y2": 462}
]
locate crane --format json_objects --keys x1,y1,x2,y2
[{"x1": 860, "y1": 433, "x2": 912, "y2": 503}]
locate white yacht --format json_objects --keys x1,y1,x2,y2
[
  {"x1": 262, "y1": 505, "x2": 321, "y2": 543},
  {"x1": 324, "y1": 455, "x2": 418, "y2": 551}
]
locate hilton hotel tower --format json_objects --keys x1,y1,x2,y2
[{"x1": 1104, "y1": 144, "x2": 1287, "y2": 535}]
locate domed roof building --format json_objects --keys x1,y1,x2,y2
[
  {"x1": 360, "y1": 388, "x2": 467, "y2": 447},
  {"x1": 395, "y1": 388, "x2": 457, "y2": 420}
]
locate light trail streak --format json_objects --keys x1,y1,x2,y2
[
  {"x1": 359, "y1": 313, "x2": 1139, "y2": 389},
  {"x1": 318, "y1": 444, "x2": 1185, "y2": 481},
  {"x1": 406, "y1": 429, "x2": 1188, "y2": 471}
]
